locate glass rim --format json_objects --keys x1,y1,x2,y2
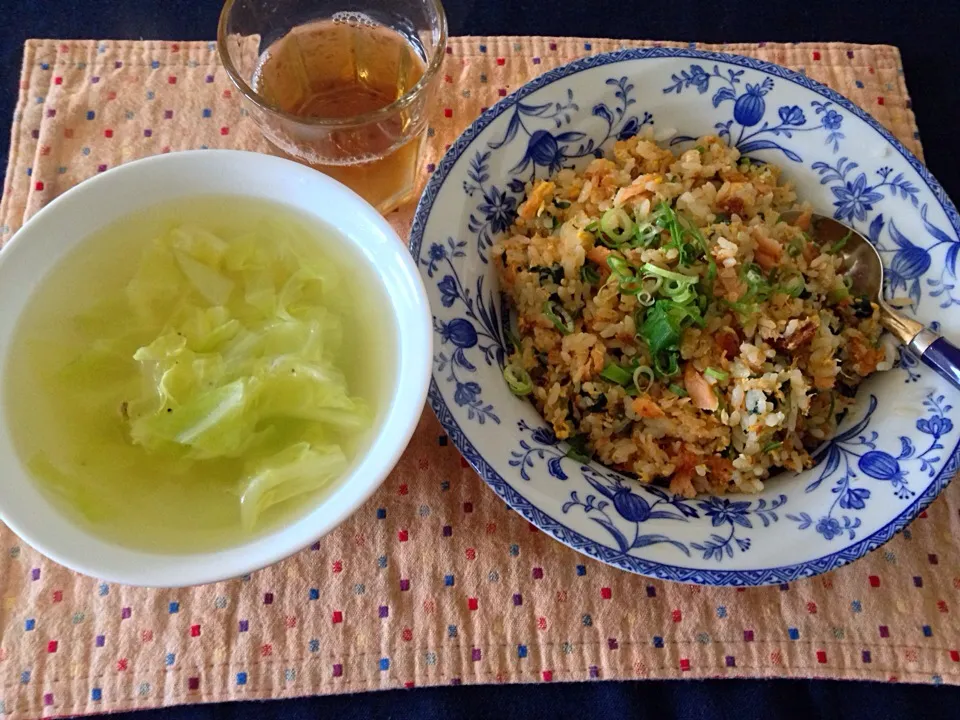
[{"x1": 216, "y1": 0, "x2": 448, "y2": 128}]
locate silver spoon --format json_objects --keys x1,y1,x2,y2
[{"x1": 782, "y1": 211, "x2": 960, "y2": 391}]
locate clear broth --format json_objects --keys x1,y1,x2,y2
[{"x1": 3, "y1": 196, "x2": 395, "y2": 554}]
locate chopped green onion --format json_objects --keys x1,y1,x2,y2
[
  {"x1": 656, "y1": 203, "x2": 692, "y2": 255},
  {"x1": 704, "y1": 367, "x2": 729, "y2": 382},
  {"x1": 600, "y1": 362, "x2": 633, "y2": 386},
  {"x1": 678, "y1": 301, "x2": 706, "y2": 328},
  {"x1": 630, "y1": 221, "x2": 660, "y2": 248},
  {"x1": 503, "y1": 364, "x2": 533, "y2": 396},
  {"x1": 660, "y1": 279, "x2": 696, "y2": 304},
  {"x1": 762, "y1": 441, "x2": 783, "y2": 453},
  {"x1": 580, "y1": 263, "x2": 600, "y2": 284},
  {"x1": 827, "y1": 286, "x2": 850, "y2": 304},
  {"x1": 776, "y1": 269, "x2": 805, "y2": 298},
  {"x1": 584, "y1": 221, "x2": 599, "y2": 233},
  {"x1": 619, "y1": 277, "x2": 646, "y2": 295},
  {"x1": 653, "y1": 202, "x2": 683, "y2": 250},
  {"x1": 653, "y1": 201, "x2": 676, "y2": 229},
  {"x1": 640, "y1": 299, "x2": 705, "y2": 355},
  {"x1": 653, "y1": 351, "x2": 681, "y2": 378},
  {"x1": 739, "y1": 263, "x2": 772, "y2": 306},
  {"x1": 636, "y1": 290, "x2": 655, "y2": 307},
  {"x1": 642, "y1": 263, "x2": 698, "y2": 285},
  {"x1": 829, "y1": 230, "x2": 852, "y2": 254},
  {"x1": 606, "y1": 255, "x2": 633, "y2": 279},
  {"x1": 643, "y1": 275, "x2": 663, "y2": 294},
  {"x1": 675, "y1": 210, "x2": 704, "y2": 237},
  {"x1": 662, "y1": 284, "x2": 696, "y2": 305},
  {"x1": 725, "y1": 299, "x2": 757, "y2": 318},
  {"x1": 641, "y1": 302, "x2": 682, "y2": 356},
  {"x1": 639, "y1": 299, "x2": 705, "y2": 379},
  {"x1": 663, "y1": 277, "x2": 695, "y2": 295},
  {"x1": 600, "y1": 207, "x2": 635, "y2": 244},
  {"x1": 781, "y1": 277, "x2": 806, "y2": 297},
  {"x1": 843, "y1": 274, "x2": 854, "y2": 289},
  {"x1": 787, "y1": 236, "x2": 805, "y2": 257},
  {"x1": 668, "y1": 383, "x2": 688, "y2": 397},
  {"x1": 652, "y1": 203, "x2": 714, "y2": 285},
  {"x1": 633, "y1": 365, "x2": 655, "y2": 393},
  {"x1": 744, "y1": 263, "x2": 766, "y2": 287},
  {"x1": 695, "y1": 145, "x2": 706, "y2": 153},
  {"x1": 543, "y1": 300, "x2": 575, "y2": 334}
]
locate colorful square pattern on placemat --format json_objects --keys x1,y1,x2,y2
[{"x1": 0, "y1": 36, "x2": 955, "y2": 720}]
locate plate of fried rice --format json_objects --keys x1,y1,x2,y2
[{"x1": 410, "y1": 48, "x2": 960, "y2": 585}]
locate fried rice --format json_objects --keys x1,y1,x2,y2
[{"x1": 493, "y1": 133, "x2": 894, "y2": 497}]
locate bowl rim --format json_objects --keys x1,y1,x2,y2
[
  {"x1": 0, "y1": 149, "x2": 433, "y2": 587},
  {"x1": 409, "y1": 47, "x2": 960, "y2": 585}
]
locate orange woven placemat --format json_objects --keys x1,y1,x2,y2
[{"x1": 0, "y1": 36, "x2": 955, "y2": 720}]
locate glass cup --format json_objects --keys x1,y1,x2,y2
[{"x1": 218, "y1": 0, "x2": 447, "y2": 213}]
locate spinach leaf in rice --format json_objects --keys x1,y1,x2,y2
[
  {"x1": 532, "y1": 263, "x2": 565, "y2": 286},
  {"x1": 580, "y1": 262, "x2": 601, "y2": 285}
]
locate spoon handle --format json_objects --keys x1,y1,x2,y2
[{"x1": 909, "y1": 328, "x2": 960, "y2": 391}]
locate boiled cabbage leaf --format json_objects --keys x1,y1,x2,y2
[
  {"x1": 239, "y1": 442, "x2": 347, "y2": 530},
  {"x1": 67, "y1": 222, "x2": 369, "y2": 529}
]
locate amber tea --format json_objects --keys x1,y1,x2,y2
[{"x1": 252, "y1": 17, "x2": 428, "y2": 212}]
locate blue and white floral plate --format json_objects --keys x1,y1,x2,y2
[{"x1": 409, "y1": 48, "x2": 960, "y2": 586}]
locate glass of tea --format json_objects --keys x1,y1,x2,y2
[{"x1": 217, "y1": 0, "x2": 447, "y2": 213}]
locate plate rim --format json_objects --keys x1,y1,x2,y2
[{"x1": 409, "y1": 47, "x2": 960, "y2": 585}]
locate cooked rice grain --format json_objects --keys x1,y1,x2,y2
[{"x1": 494, "y1": 133, "x2": 885, "y2": 497}]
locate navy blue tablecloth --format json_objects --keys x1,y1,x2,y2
[{"x1": 2, "y1": 0, "x2": 959, "y2": 717}]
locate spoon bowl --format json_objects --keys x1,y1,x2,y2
[{"x1": 782, "y1": 210, "x2": 960, "y2": 391}]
